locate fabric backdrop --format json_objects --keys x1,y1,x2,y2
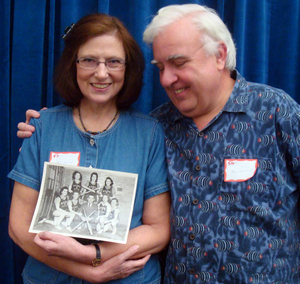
[{"x1": 1, "y1": 0, "x2": 299, "y2": 282}]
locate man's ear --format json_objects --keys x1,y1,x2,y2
[{"x1": 216, "y1": 42, "x2": 227, "y2": 70}]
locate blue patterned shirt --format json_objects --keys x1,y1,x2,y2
[{"x1": 151, "y1": 71, "x2": 300, "y2": 283}]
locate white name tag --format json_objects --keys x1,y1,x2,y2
[
  {"x1": 224, "y1": 159, "x2": 258, "y2": 182},
  {"x1": 49, "y1": 152, "x2": 80, "y2": 166}
]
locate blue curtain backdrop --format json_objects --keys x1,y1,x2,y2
[{"x1": 1, "y1": 0, "x2": 299, "y2": 282}]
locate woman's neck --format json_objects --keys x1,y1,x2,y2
[{"x1": 74, "y1": 99, "x2": 119, "y2": 134}]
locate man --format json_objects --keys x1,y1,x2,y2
[
  {"x1": 79, "y1": 193, "x2": 98, "y2": 235},
  {"x1": 143, "y1": 4, "x2": 300, "y2": 283},
  {"x1": 17, "y1": 4, "x2": 300, "y2": 283}
]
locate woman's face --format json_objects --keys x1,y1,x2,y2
[
  {"x1": 74, "y1": 173, "x2": 81, "y2": 180},
  {"x1": 61, "y1": 188, "x2": 68, "y2": 196},
  {"x1": 91, "y1": 174, "x2": 97, "y2": 182},
  {"x1": 105, "y1": 179, "x2": 112, "y2": 186},
  {"x1": 76, "y1": 34, "x2": 126, "y2": 107}
]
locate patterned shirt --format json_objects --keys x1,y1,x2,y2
[{"x1": 151, "y1": 71, "x2": 300, "y2": 283}]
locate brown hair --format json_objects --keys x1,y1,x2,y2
[{"x1": 54, "y1": 13, "x2": 145, "y2": 110}]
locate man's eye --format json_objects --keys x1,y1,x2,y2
[
  {"x1": 173, "y1": 60, "x2": 187, "y2": 67},
  {"x1": 155, "y1": 64, "x2": 164, "y2": 71}
]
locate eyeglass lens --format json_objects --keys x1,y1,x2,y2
[{"x1": 77, "y1": 58, "x2": 125, "y2": 70}]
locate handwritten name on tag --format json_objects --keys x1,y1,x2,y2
[
  {"x1": 224, "y1": 159, "x2": 258, "y2": 182},
  {"x1": 49, "y1": 152, "x2": 80, "y2": 166}
]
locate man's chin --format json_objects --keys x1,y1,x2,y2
[{"x1": 174, "y1": 103, "x2": 195, "y2": 117}]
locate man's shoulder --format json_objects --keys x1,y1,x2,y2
[
  {"x1": 150, "y1": 101, "x2": 182, "y2": 125},
  {"x1": 234, "y1": 71, "x2": 300, "y2": 111}
]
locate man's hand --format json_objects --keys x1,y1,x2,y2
[{"x1": 17, "y1": 109, "x2": 45, "y2": 138}]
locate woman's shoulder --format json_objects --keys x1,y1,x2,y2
[
  {"x1": 123, "y1": 109, "x2": 164, "y2": 132},
  {"x1": 33, "y1": 104, "x2": 72, "y2": 127},
  {"x1": 125, "y1": 108, "x2": 159, "y2": 123},
  {"x1": 39, "y1": 104, "x2": 71, "y2": 116}
]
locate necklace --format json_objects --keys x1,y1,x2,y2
[{"x1": 78, "y1": 106, "x2": 118, "y2": 135}]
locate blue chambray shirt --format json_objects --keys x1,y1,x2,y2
[
  {"x1": 151, "y1": 71, "x2": 300, "y2": 283},
  {"x1": 8, "y1": 106, "x2": 168, "y2": 284}
]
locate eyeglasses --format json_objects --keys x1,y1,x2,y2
[{"x1": 77, "y1": 57, "x2": 126, "y2": 71}]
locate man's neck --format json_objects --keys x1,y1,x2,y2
[{"x1": 193, "y1": 73, "x2": 235, "y2": 131}]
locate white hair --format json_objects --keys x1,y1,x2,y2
[{"x1": 143, "y1": 4, "x2": 236, "y2": 70}]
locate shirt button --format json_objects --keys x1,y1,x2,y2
[
  {"x1": 189, "y1": 269, "x2": 195, "y2": 275},
  {"x1": 189, "y1": 233, "x2": 196, "y2": 240},
  {"x1": 90, "y1": 139, "x2": 95, "y2": 146},
  {"x1": 198, "y1": 132, "x2": 204, "y2": 137},
  {"x1": 195, "y1": 165, "x2": 201, "y2": 171},
  {"x1": 192, "y1": 199, "x2": 199, "y2": 205}
]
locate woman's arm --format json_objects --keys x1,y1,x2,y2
[
  {"x1": 100, "y1": 191, "x2": 171, "y2": 261},
  {"x1": 9, "y1": 181, "x2": 150, "y2": 283},
  {"x1": 34, "y1": 191, "x2": 170, "y2": 264}
]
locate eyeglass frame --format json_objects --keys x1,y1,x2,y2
[{"x1": 76, "y1": 57, "x2": 126, "y2": 71}]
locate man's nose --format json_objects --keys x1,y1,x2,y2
[{"x1": 160, "y1": 67, "x2": 178, "y2": 87}]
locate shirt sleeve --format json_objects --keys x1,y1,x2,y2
[
  {"x1": 144, "y1": 121, "x2": 169, "y2": 200},
  {"x1": 275, "y1": 95, "x2": 300, "y2": 188},
  {"x1": 8, "y1": 117, "x2": 42, "y2": 191}
]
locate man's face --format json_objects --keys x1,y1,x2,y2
[
  {"x1": 152, "y1": 17, "x2": 226, "y2": 120},
  {"x1": 87, "y1": 195, "x2": 95, "y2": 204}
]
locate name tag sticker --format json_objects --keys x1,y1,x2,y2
[
  {"x1": 224, "y1": 159, "x2": 258, "y2": 182},
  {"x1": 49, "y1": 152, "x2": 80, "y2": 166}
]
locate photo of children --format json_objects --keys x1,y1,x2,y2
[{"x1": 29, "y1": 162, "x2": 138, "y2": 244}]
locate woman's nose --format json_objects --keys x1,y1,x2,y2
[{"x1": 94, "y1": 63, "x2": 109, "y2": 78}]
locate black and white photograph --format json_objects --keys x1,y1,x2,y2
[{"x1": 29, "y1": 162, "x2": 138, "y2": 244}]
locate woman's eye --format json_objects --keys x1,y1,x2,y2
[
  {"x1": 108, "y1": 59, "x2": 121, "y2": 64},
  {"x1": 84, "y1": 58, "x2": 96, "y2": 63}
]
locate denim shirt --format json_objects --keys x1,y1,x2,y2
[
  {"x1": 151, "y1": 71, "x2": 300, "y2": 283},
  {"x1": 8, "y1": 106, "x2": 169, "y2": 284}
]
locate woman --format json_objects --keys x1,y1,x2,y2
[
  {"x1": 83, "y1": 172, "x2": 101, "y2": 202},
  {"x1": 97, "y1": 194, "x2": 112, "y2": 234},
  {"x1": 8, "y1": 13, "x2": 170, "y2": 283},
  {"x1": 67, "y1": 191, "x2": 84, "y2": 230},
  {"x1": 101, "y1": 176, "x2": 115, "y2": 198},
  {"x1": 86, "y1": 172, "x2": 100, "y2": 193},
  {"x1": 69, "y1": 170, "x2": 85, "y2": 202},
  {"x1": 100, "y1": 197, "x2": 120, "y2": 236},
  {"x1": 38, "y1": 186, "x2": 75, "y2": 230},
  {"x1": 70, "y1": 170, "x2": 83, "y2": 193}
]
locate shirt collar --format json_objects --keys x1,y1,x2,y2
[{"x1": 166, "y1": 70, "x2": 248, "y2": 124}]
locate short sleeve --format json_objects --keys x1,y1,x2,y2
[
  {"x1": 144, "y1": 121, "x2": 169, "y2": 200},
  {"x1": 8, "y1": 117, "x2": 42, "y2": 191}
]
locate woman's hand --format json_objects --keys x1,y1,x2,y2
[
  {"x1": 34, "y1": 232, "x2": 88, "y2": 261},
  {"x1": 34, "y1": 231, "x2": 150, "y2": 283},
  {"x1": 98, "y1": 246, "x2": 151, "y2": 282}
]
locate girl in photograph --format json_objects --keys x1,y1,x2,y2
[{"x1": 101, "y1": 176, "x2": 115, "y2": 198}]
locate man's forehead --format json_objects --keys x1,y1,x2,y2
[{"x1": 151, "y1": 54, "x2": 187, "y2": 64}]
